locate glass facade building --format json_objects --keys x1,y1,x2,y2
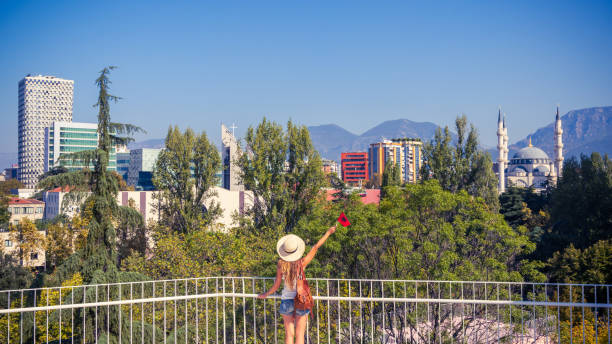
[
  {"x1": 44, "y1": 122, "x2": 117, "y2": 172},
  {"x1": 127, "y1": 148, "x2": 162, "y2": 190}
]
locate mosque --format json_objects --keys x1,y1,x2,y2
[{"x1": 496, "y1": 107, "x2": 564, "y2": 193}]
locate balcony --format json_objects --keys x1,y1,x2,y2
[{"x1": 1, "y1": 277, "x2": 611, "y2": 343}]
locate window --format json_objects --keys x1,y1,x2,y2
[
  {"x1": 14, "y1": 220, "x2": 19, "y2": 226},
  {"x1": 36, "y1": 207, "x2": 43, "y2": 214},
  {"x1": 30, "y1": 253, "x2": 38, "y2": 260},
  {"x1": 26, "y1": 207, "x2": 34, "y2": 214},
  {"x1": 4, "y1": 240, "x2": 11, "y2": 247}
]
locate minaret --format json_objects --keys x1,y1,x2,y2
[
  {"x1": 554, "y1": 106, "x2": 564, "y2": 179},
  {"x1": 497, "y1": 108, "x2": 507, "y2": 193},
  {"x1": 503, "y1": 113, "x2": 509, "y2": 169}
]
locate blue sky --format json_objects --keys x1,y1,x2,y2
[{"x1": 1, "y1": 0, "x2": 610, "y2": 153}]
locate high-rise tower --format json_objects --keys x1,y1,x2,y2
[
  {"x1": 496, "y1": 108, "x2": 508, "y2": 193},
  {"x1": 18, "y1": 75, "x2": 74, "y2": 187},
  {"x1": 554, "y1": 106, "x2": 564, "y2": 178}
]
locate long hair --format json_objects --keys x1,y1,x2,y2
[{"x1": 279, "y1": 259, "x2": 300, "y2": 287}]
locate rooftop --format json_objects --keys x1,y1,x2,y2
[{"x1": 8, "y1": 197, "x2": 45, "y2": 205}]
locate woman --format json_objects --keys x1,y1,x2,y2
[{"x1": 258, "y1": 226, "x2": 336, "y2": 344}]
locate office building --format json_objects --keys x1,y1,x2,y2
[
  {"x1": 18, "y1": 75, "x2": 74, "y2": 187},
  {"x1": 44, "y1": 121, "x2": 117, "y2": 172},
  {"x1": 127, "y1": 148, "x2": 161, "y2": 190},
  {"x1": 368, "y1": 138, "x2": 423, "y2": 187},
  {"x1": 341, "y1": 152, "x2": 368, "y2": 185},
  {"x1": 116, "y1": 147, "x2": 131, "y2": 182}
]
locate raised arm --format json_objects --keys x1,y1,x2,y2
[
  {"x1": 257, "y1": 260, "x2": 283, "y2": 298},
  {"x1": 302, "y1": 226, "x2": 336, "y2": 268}
]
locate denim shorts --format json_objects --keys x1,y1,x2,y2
[{"x1": 279, "y1": 299, "x2": 310, "y2": 316}]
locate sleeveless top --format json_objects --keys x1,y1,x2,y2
[{"x1": 281, "y1": 277, "x2": 297, "y2": 299}]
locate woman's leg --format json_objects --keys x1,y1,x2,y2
[
  {"x1": 282, "y1": 314, "x2": 296, "y2": 344},
  {"x1": 294, "y1": 314, "x2": 308, "y2": 344}
]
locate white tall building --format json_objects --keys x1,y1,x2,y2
[{"x1": 18, "y1": 75, "x2": 74, "y2": 187}]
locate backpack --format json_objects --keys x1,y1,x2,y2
[{"x1": 294, "y1": 259, "x2": 314, "y2": 317}]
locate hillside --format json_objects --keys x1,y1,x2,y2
[
  {"x1": 489, "y1": 106, "x2": 612, "y2": 160},
  {"x1": 309, "y1": 119, "x2": 456, "y2": 162}
]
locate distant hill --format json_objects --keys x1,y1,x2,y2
[
  {"x1": 489, "y1": 106, "x2": 612, "y2": 160},
  {"x1": 309, "y1": 119, "x2": 457, "y2": 162}
]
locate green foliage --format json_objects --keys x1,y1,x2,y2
[
  {"x1": 0, "y1": 179, "x2": 24, "y2": 226},
  {"x1": 547, "y1": 239, "x2": 612, "y2": 284},
  {"x1": 44, "y1": 220, "x2": 74, "y2": 269},
  {"x1": 421, "y1": 115, "x2": 499, "y2": 209},
  {"x1": 30, "y1": 67, "x2": 150, "y2": 343},
  {"x1": 0, "y1": 254, "x2": 33, "y2": 294},
  {"x1": 238, "y1": 118, "x2": 325, "y2": 233},
  {"x1": 295, "y1": 180, "x2": 544, "y2": 282},
  {"x1": 9, "y1": 219, "x2": 46, "y2": 266},
  {"x1": 381, "y1": 162, "x2": 401, "y2": 188},
  {"x1": 499, "y1": 186, "x2": 549, "y2": 247},
  {"x1": 153, "y1": 126, "x2": 222, "y2": 233},
  {"x1": 538, "y1": 153, "x2": 612, "y2": 259},
  {"x1": 122, "y1": 226, "x2": 263, "y2": 279},
  {"x1": 115, "y1": 204, "x2": 148, "y2": 261}
]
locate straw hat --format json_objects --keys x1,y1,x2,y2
[{"x1": 276, "y1": 234, "x2": 305, "y2": 262}]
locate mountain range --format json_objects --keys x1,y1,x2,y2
[
  {"x1": 488, "y1": 106, "x2": 612, "y2": 160},
  {"x1": 308, "y1": 119, "x2": 457, "y2": 162},
  {"x1": 115, "y1": 106, "x2": 612, "y2": 163},
  {"x1": 3, "y1": 107, "x2": 608, "y2": 172},
  {"x1": 312, "y1": 106, "x2": 612, "y2": 162}
]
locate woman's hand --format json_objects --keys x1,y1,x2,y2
[
  {"x1": 327, "y1": 226, "x2": 336, "y2": 234},
  {"x1": 257, "y1": 293, "x2": 267, "y2": 299}
]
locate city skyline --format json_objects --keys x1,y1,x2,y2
[{"x1": 1, "y1": 1, "x2": 611, "y2": 154}]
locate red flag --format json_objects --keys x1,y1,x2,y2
[{"x1": 337, "y1": 212, "x2": 351, "y2": 227}]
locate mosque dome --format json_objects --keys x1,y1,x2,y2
[{"x1": 512, "y1": 146, "x2": 550, "y2": 160}]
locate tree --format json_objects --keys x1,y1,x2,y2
[
  {"x1": 0, "y1": 179, "x2": 24, "y2": 195},
  {"x1": 0, "y1": 179, "x2": 24, "y2": 227},
  {"x1": 538, "y1": 153, "x2": 612, "y2": 259},
  {"x1": 153, "y1": 126, "x2": 221, "y2": 233},
  {"x1": 547, "y1": 239, "x2": 612, "y2": 285},
  {"x1": 297, "y1": 180, "x2": 541, "y2": 281},
  {"x1": 115, "y1": 200, "x2": 148, "y2": 260},
  {"x1": 499, "y1": 186, "x2": 549, "y2": 245},
  {"x1": 45, "y1": 221, "x2": 74, "y2": 269},
  {"x1": 36, "y1": 67, "x2": 149, "y2": 343},
  {"x1": 238, "y1": 118, "x2": 325, "y2": 234},
  {"x1": 381, "y1": 162, "x2": 402, "y2": 188},
  {"x1": 0, "y1": 253, "x2": 33, "y2": 293},
  {"x1": 38, "y1": 66, "x2": 146, "y2": 282},
  {"x1": 421, "y1": 115, "x2": 499, "y2": 209},
  {"x1": 122, "y1": 227, "x2": 262, "y2": 280},
  {"x1": 293, "y1": 180, "x2": 543, "y2": 343},
  {"x1": 9, "y1": 219, "x2": 46, "y2": 266}
]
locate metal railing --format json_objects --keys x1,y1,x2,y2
[{"x1": 1, "y1": 277, "x2": 611, "y2": 343}]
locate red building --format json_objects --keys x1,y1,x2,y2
[{"x1": 341, "y1": 152, "x2": 368, "y2": 184}]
